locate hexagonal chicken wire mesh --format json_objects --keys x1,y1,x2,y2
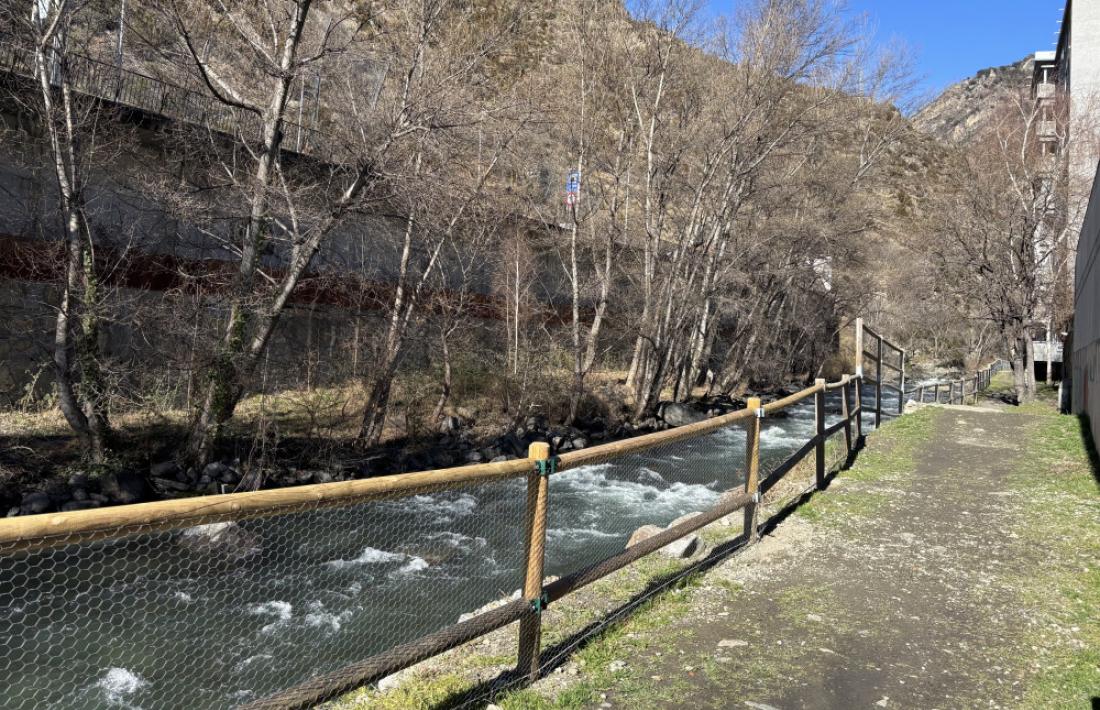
[
  {"x1": 0, "y1": 476, "x2": 529, "y2": 709},
  {"x1": 0, "y1": 383, "x2": 851, "y2": 709}
]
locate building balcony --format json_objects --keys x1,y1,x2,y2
[
  {"x1": 1036, "y1": 82, "x2": 1056, "y2": 100},
  {"x1": 1037, "y1": 120, "x2": 1058, "y2": 139},
  {"x1": 1033, "y1": 340, "x2": 1063, "y2": 363}
]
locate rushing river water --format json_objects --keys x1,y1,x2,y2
[{"x1": 0, "y1": 386, "x2": 900, "y2": 709}]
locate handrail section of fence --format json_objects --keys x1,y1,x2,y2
[
  {"x1": 855, "y1": 317, "x2": 906, "y2": 427},
  {"x1": 911, "y1": 358, "x2": 1008, "y2": 406},
  {"x1": 0, "y1": 38, "x2": 323, "y2": 157},
  {"x1": 0, "y1": 323, "x2": 916, "y2": 709}
]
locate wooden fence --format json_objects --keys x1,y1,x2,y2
[
  {"x1": 0, "y1": 321, "x2": 1000, "y2": 709},
  {"x1": 855, "y1": 317, "x2": 905, "y2": 428},
  {"x1": 241, "y1": 377, "x2": 866, "y2": 709},
  {"x1": 912, "y1": 359, "x2": 1009, "y2": 406}
]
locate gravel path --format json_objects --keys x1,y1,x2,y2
[{"x1": 601, "y1": 406, "x2": 1066, "y2": 709}]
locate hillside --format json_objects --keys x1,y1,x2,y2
[{"x1": 912, "y1": 55, "x2": 1034, "y2": 144}]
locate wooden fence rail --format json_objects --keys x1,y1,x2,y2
[
  {"x1": 856, "y1": 317, "x2": 905, "y2": 427},
  {"x1": 912, "y1": 359, "x2": 1008, "y2": 406},
  {"x1": 246, "y1": 376, "x2": 864, "y2": 708},
  {"x1": 0, "y1": 321, "x2": 957, "y2": 709}
]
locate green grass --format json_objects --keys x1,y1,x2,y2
[
  {"x1": 986, "y1": 370, "x2": 1017, "y2": 397},
  {"x1": 986, "y1": 371, "x2": 1061, "y2": 416},
  {"x1": 1011, "y1": 413, "x2": 1100, "y2": 708},
  {"x1": 797, "y1": 407, "x2": 935, "y2": 526},
  {"x1": 496, "y1": 574, "x2": 711, "y2": 710},
  {"x1": 330, "y1": 673, "x2": 476, "y2": 709}
]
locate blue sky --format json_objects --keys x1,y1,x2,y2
[{"x1": 699, "y1": 0, "x2": 1065, "y2": 104}]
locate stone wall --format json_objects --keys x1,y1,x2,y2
[
  {"x1": 0, "y1": 276, "x2": 407, "y2": 407},
  {"x1": 0, "y1": 280, "x2": 55, "y2": 404}
]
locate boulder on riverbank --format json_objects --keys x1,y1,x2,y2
[
  {"x1": 99, "y1": 470, "x2": 153, "y2": 505},
  {"x1": 178, "y1": 521, "x2": 261, "y2": 562},
  {"x1": 657, "y1": 402, "x2": 707, "y2": 427},
  {"x1": 625, "y1": 516, "x2": 705, "y2": 559},
  {"x1": 626, "y1": 525, "x2": 663, "y2": 547}
]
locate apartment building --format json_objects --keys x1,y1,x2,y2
[{"x1": 1045, "y1": 0, "x2": 1100, "y2": 426}]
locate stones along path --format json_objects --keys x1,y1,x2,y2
[{"x1": 590, "y1": 404, "x2": 1091, "y2": 709}]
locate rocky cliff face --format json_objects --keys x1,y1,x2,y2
[{"x1": 912, "y1": 56, "x2": 1034, "y2": 144}]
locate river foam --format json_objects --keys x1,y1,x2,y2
[
  {"x1": 550, "y1": 464, "x2": 722, "y2": 521},
  {"x1": 96, "y1": 667, "x2": 148, "y2": 706},
  {"x1": 324, "y1": 547, "x2": 406, "y2": 569}
]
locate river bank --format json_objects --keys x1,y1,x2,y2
[
  {"x1": 0, "y1": 380, "x2": 884, "y2": 709},
  {"x1": 335, "y1": 387, "x2": 1098, "y2": 710},
  {"x1": 0, "y1": 381, "x2": 812, "y2": 519}
]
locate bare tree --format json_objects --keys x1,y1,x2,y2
[
  {"x1": 352, "y1": 1, "x2": 533, "y2": 446},
  {"x1": 6, "y1": 0, "x2": 117, "y2": 460},
  {"x1": 929, "y1": 93, "x2": 1072, "y2": 403},
  {"x1": 626, "y1": 0, "x2": 860, "y2": 417}
]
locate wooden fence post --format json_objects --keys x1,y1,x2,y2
[
  {"x1": 854, "y1": 318, "x2": 864, "y2": 378},
  {"x1": 517, "y1": 442, "x2": 551, "y2": 681},
  {"x1": 898, "y1": 349, "x2": 906, "y2": 415},
  {"x1": 934, "y1": 382, "x2": 940, "y2": 403},
  {"x1": 814, "y1": 379, "x2": 826, "y2": 488},
  {"x1": 917, "y1": 384, "x2": 925, "y2": 403},
  {"x1": 744, "y1": 397, "x2": 762, "y2": 542},
  {"x1": 875, "y1": 334, "x2": 883, "y2": 429},
  {"x1": 854, "y1": 375, "x2": 864, "y2": 443},
  {"x1": 841, "y1": 375, "x2": 853, "y2": 454}
]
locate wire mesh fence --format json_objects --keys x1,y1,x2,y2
[
  {"x1": 0, "y1": 476, "x2": 529, "y2": 709},
  {"x1": 0, "y1": 38, "x2": 323, "y2": 157},
  {"x1": 0, "y1": 344, "x2": 911, "y2": 708},
  {"x1": 544, "y1": 419, "x2": 750, "y2": 577}
]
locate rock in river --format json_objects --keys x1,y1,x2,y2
[
  {"x1": 657, "y1": 402, "x2": 706, "y2": 427},
  {"x1": 178, "y1": 522, "x2": 261, "y2": 562}
]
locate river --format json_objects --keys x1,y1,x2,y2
[{"x1": 0, "y1": 385, "x2": 900, "y2": 709}]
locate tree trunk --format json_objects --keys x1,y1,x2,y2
[
  {"x1": 1012, "y1": 330, "x2": 1036, "y2": 404},
  {"x1": 1045, "y1": 316, "x2": 1054, "y2": 386},
  {"x1": 34, "y1": 24, "x2": 112, "y2": 462},
  {"x1": 431, "y1": 329, "x2": 453, "y2": 422},
  {"x1": 360, "y1": 359, "x2": 399, "y2": 447}
]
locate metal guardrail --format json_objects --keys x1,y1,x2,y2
[{"x1": 0, "y1": 39, "x2": 323, "y2": 155}]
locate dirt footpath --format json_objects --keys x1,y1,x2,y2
[{"x1": 590, "y1": 405, "x2": 1096, "y2": 709}]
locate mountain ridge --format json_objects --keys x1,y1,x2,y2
[{"x1": 912, "y1": 55, "x2": 1034, "y2": 144}]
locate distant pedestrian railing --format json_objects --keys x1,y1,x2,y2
[
  {"x1": 855, "y1": 317, "x2": 905, "y2": 427},
  {"x1": 0, "y1": 323, "x2": 904, "y2": 709},
  {"x1": 0, "y1": 38, "x2": 323, "y2": 156},
  {"x1": 911, "y1": 359, "x2": 1009, "y2": 406}
]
